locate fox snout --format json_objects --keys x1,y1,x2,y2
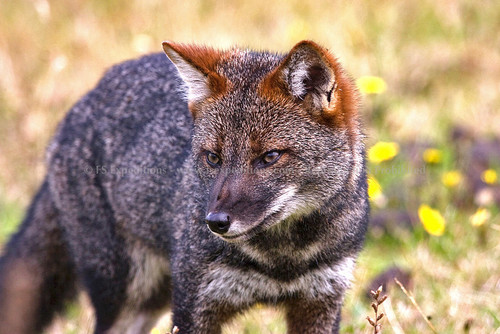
[
  {"x1": 204, "y1": 173, "x2": 242, "y2": 236},
  {"x1": 203, "y1": 171, "x2": 303, "y2": 239},
  {"x1": 204, "y1": 172, "x2": 266, "y2": 238}
]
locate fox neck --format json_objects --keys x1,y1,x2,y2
[{"x1": 236, "y1": 199, "x2": 358, "y2": 267}]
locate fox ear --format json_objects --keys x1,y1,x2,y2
[
  {"x1": 162, "y1": 42, "x2": 227, "y2": 109},
  {"x1": 262, "y1": 40, "x2": 339, "y2": 112}
]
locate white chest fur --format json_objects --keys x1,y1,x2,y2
[{"x1": 199, "y1": 256, "x2": 355, "y2": 306}]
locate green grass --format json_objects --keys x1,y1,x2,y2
[
  {"x1": 1, "y1": 0, "x2": 499, "y2": 333},
  {"x1": 0, "y1": 197, "x2": 23, "y2": 245}
]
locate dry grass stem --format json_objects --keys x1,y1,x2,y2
[
  {"x1": 380, "y1": 291, "x2": 405, "y2": 334},
  {"x1": 394, "y1": 278, "x2": 437, "y2": 333},
  {"x1": 366, "y1": 285, "x2": 387, "y2": 334}
]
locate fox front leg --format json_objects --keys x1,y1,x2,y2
[
  {"x1": 171, "y1": 289, "x2": 241, "y2": 334},
  {"x1": 285, "y1": 297, "x2": 342, "y2": 334}
]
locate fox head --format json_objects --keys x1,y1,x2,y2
[{"x1": 163, "y1": 40, "x2": 364, "y2": 242}]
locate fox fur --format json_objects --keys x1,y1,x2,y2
[{"x1": 0, "y1": 40, "x2": 369, "y2": 334}]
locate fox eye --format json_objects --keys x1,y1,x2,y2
[
  {"x1": 261, "y1": 150, "x2": 281, "y2": 166},
  {"x1": 206, "y1": 152, "x2": 221, "y2": 167}
]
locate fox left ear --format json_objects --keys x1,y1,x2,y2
[
  {"x1": 262, "y1": 40, "x2": 340, "y2": 113},
  {"x1": 162, "y1": 41, "x2": 228, "y2": 117}
]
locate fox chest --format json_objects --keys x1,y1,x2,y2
[{"x1": 199, "y1": 256, "x2": 355, "y2": 306}]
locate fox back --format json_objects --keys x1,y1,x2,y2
[{"x1": 0, "y1": 40, "x2": 368, "y2": 334}]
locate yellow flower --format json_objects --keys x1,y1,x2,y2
[
  {"x1": 367, "y1": 175, "x2": 387, "y2": 208},
  {"x1": 367, "y1": 175, "x2": 383, "y2": 199},
  {"x1": 481, "y1": 169, "x2": 498, "y2": 184},
  {"x1": 368, "y1": 141, "x2": 399, "y2": 164},
  {"x1": 441, "y1": 170, "x2": 463, "y2": 188},
  {"x1": 470, "y1": 207, "x2": 490, "y2": 227},
  {"x1": 423, "y1": 148, "x2": 442, "y2": 164},
  {"x1": 356, "y1": 76, "x2": 387, "y2": 94},
  {"x1": 418, "y1": 204, "x2": 446, "y2": 236},
  {"x1": 150, "y1": 328, "x2": 161, "y2": 334}
]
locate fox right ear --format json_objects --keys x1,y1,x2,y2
[
  {"x1": 260, "y1": 41, "x2": 346, "y2": 119},
  {"x1": 162, "y1": 42, "x2": 228, "y2": 114}
]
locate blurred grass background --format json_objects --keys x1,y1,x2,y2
[{"x1": 0, "y1": 0, "x2": 499, "y2": 333}]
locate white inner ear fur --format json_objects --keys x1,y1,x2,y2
[
  {"x1": 283, "y1": 59, "x2": 310, "y2": 99},
  {"x1": 282, "y1": 49, "x2": 336, "y2": 109},
  {"x1": 164, "y1": 49, "x2": 210, "y2": 103}
]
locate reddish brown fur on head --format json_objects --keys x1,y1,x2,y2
[
  {"x1": 259, "y1": 40, "x2": 360, "y2": 135},
  {"x1": 162, "y1": 42, "x2": 230, "y2": 116},
  {"x1": 163, "y1": 40, "x2": 360, "y2": 139}
]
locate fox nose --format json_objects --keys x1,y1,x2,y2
[{"x1": 205, "y1": 212, "x2": 231, "y2": 234}]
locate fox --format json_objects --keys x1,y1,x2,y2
[{"x1": 0, "y1": 40, "x2": 368, "y2": 334}]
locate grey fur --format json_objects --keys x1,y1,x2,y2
[{"x1": 0, "y1": 41, "x2": 368, "y2": 334}]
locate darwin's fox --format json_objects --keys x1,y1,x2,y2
[{"x1": 0, "y1": 40, "x2": 368, "y2": 334}]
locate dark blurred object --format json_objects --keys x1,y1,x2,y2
[
  {"x1": 467, "y1": 139, "x2": 500, "y2": 206},
  {"x1": 463, "y1": 318, "x2": 474, "y2": 333},
  {"x1": 369, "y1": 209, "x2": 413, "y2": 235},
  {"x1": 451, "y1": 125, "x2": 474, "y2": 143},
  {"x1": 468, "y1": 139, "x2": 500, "y2": 186},
  {"x1": 451, "y1": 126, "x2": 500, "y2": 207},
  {"x1": 366, "y1": 266, "x2": 412, "y2": 300}
]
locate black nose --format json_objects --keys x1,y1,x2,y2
[{"x1": 205, "y1": 212, "x2": 231, "y2": 234}]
